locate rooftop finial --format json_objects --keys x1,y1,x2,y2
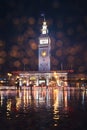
[
  {"x1": 41, "y1": 13, "x2": 48, "y2": 35},
  {"x1": 41, "y1": 13, "x2": 45, "y2": 21}
]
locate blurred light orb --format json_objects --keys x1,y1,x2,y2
[
  {"x1": 68, "y1": 47, "x2": 76, "y2": 55},
  {"x1": 10, "y1": 50, "x2": 17, "y2": 57},
  {"x1": 28, "y1": 17, "x2": 35, "y2": 25},
  {"x1": 67, "y1": 55, "x2": 74, "y2": 64},
  {"x1": 29, "y1": 40, "x2": 38, "y2": 50},
  {"x1": 26, "y1": 49, "x2": 34, "y2": 57},
  {"x1": 14, "y1": 61, "x2": 21, "y2": 67},
  {"x1": 0, "y1": 40, "x2": 5, "y2": 47},
  {"x1": 56, "y1": 40, "x2": 63, "y2": 47},
  {"x1": 27, "y1": 28, "x2": 35, "y2": 37},
  {"x1": 0, "y1": 51, "x2": 6, "y2": 57},
  {"x1": 17, "y1": 36, "x2": 24, "y2": 44},
  {"x1": 56, "y1": 32, "x2": 64, "y2": 39},
  {"x1": 0, "y1": 58, "x2": 5, "y2": 64},
  {"x1": 12, "y1": 45, "x2": 19, "y2": 51},
  {"x1": 56, "y1": 49, "x2": 62, "y2": 57},
  {"x1": 22, "y1": 58, "x2": 29, "y2": 64}
]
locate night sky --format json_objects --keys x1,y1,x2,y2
[{"x1": 0, "y1": 0, "x2": 87, "y2": 73}]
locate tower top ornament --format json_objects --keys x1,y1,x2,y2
[{"x1": 41, "y1": 14, "x2": 48, "y2": 35}]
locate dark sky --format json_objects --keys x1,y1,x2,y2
[{"x1": 0, "y1": 0, "x2": 87, "y2": 73}]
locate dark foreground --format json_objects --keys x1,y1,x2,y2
[{"x1": 0, "y1": 86, "x2": 87, "y2": 130}]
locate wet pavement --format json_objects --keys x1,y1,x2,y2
[{"x1": 0, "y1": 86, "x2": 87, "y2": 130}]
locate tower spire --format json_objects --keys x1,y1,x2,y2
[
  {"x1": 41, "y1": 14, "x2": 48, "y2": 35},
  {"x1": 41, "y1": 13, "x2": 45, "y2": 21}
]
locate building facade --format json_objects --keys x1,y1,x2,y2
[{"x1": 17, "y1": 19, "x2": 68, "y2": 87}]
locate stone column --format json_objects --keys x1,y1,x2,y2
[
  {"x1": 26, "y1": 77, "x2": 29, "y2": 86},
  {"x1": 36, "y1": 75, "x2": 39, "y2": 86},
  {"x1": 46, "y1": 75, "x2": 49, "y2": 86},
  {"x1": 19, "y1": 78, "x2": 22, "y2": 87}
]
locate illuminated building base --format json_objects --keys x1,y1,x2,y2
[{"x1": 18, "y1": 70, "x2": 68, "y2": 87}]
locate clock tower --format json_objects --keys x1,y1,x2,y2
[{"x1": 39, "y1": 19, "x2": 51, "y2": 71}]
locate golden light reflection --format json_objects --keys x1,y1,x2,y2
[
  {"x1": 0, "y1": 86, "x2": 87, "y2": 125},
  {"x1": 0, "y1": 92, "x2": 3, "y2": 106},
  {"x1": 53, "y1": 89, "x2": 59, "y2": 126},
  {"x1": 63, "y1": 90, "x2": 68, "y2": 108},
  {"x1": 82, "y1": 91, "x2": 85, "y2": 104},
  {"x1": 7, "y1": 99, "x2": 11, "y2": 111},
  {"x1": 16, "y1": 90, "x2": 22, "y2": 110},
  {"x1": 23, "y1": 88, "x2": 29, "y2": 109},
  {"x1": 7, "y1": 99, "x2": 12, "y2": 119}
]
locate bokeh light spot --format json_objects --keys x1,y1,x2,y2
[
  {"x1": 0, "y1": 58, "x2": 5, "y2": 64},
  {"x1": 67, "y1": 55, "x2": 75, "y2": 64},
  {"x1": 13, "y1": 61, "x2": 21, "y2": 67},
  {"x1": 29, "y1": 40, "x2": 38, "y2": 50},
  {"x1": 56, "y1": 49, "x2": 62, "y2": 57},
  {"x1": 56, "y1": 40, "x2": 63, "y2": 47},
  {"x1": 22, "y1": 58, "x2": 29, "y2": 64},
  {"x1": 28, "y1": 17, "x2": 35, "y2": 25}
]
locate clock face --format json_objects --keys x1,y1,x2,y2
[
  {"x1": 40, "y1": 38, "x2": 48, "y2": 44},
  {"x1": 40, "y1": 50, "x2": 48, "y2": 57}
]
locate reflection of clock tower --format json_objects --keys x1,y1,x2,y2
[{"x1": 39, "y1": 19, "x2": 51, "y2": 71}]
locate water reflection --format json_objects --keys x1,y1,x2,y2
[{"x1": 0, "y1": 87, "x2": 87, "y2": 129}]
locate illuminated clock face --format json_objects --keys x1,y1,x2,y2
[
  {"x1": 41, "y1": 50, "x2": 47, "y2": 57},
  {"x1": 40, "y1": 38, "x2": 48, "y2": 44}
]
